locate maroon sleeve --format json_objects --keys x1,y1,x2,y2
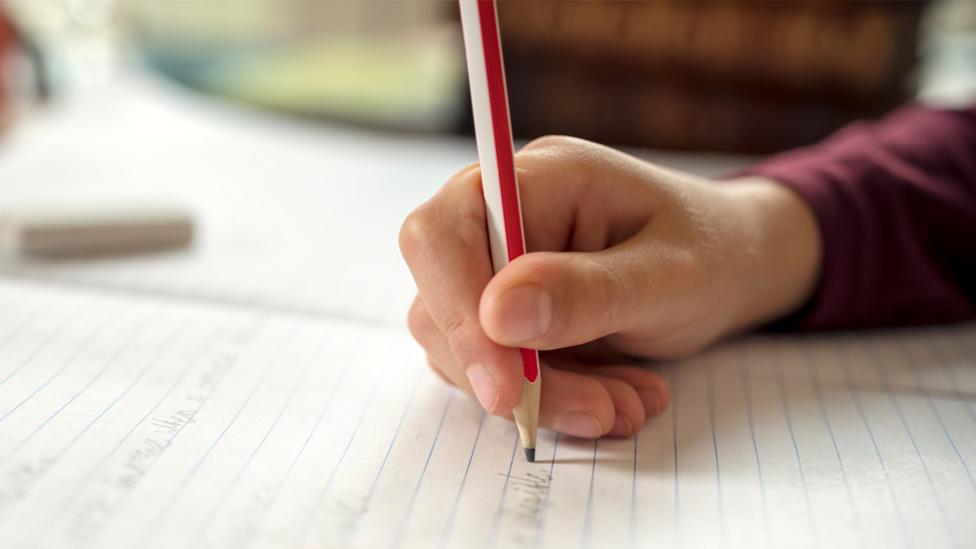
[{"x1": 740, "y1": 102, "x2": 976, "y2": 330}]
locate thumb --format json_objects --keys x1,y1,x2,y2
[{"x1": 479, "y1": 247, "x2": 651, "y2": 350}]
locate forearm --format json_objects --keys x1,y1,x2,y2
[
  {"x1": 734, "y1": 102, "x2": 976, "y2": 330},
  {"x1": 720, "y1": 177, "x2": 822, "y2": 334}
]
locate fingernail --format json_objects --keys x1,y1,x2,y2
[
  {"x1": 609, "y1": 415, "x2": 633, "y2": 437},
  {"x1": 466, "y1": 363, "x2": 499, "y2": 412},
  {"x1": 496, "y1": 284, "x2": 552, "y2": 343},
  {"x1": 554, "y1": 412, "x2": 605, "y2": 438},
  {"x1": 639, "y1": 390, "x2": 662, "y2": 416}
]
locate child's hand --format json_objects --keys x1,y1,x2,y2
[{"x1": 399, "y1": 136, "x2": 820, "y2": 438}]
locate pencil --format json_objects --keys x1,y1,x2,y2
[{"x1": 458, "y1": 0, "x2": 541, "y2": 462}]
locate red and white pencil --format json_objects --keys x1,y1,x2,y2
[{"x1": 458, "y1": 0, "x2": 541, "y2": 462}]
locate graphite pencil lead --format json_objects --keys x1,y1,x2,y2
[{"x1": 524, "y1": 447, "x2": 536, "y2": 463}]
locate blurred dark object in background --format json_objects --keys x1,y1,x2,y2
[{"x1": 495, "y1": 0, "x2": 928, "y2": 154}]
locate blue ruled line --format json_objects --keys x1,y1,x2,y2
[
  {"x1": 343, "y1": 375, "x2": 423, "y2": 546},
  {"x1": 439, "y1": 410, "x2": 487, "y2": 548},
  {"x1": 27, "y1": 316, "x2": 260, "y2": 549},
  {"x1": 238, "y1": 341, "x2": 353, "y2": 549},
  {"x1": 0, "y1": 306, "x2": 110, "y2": 423},
  {"x1": 737, "y1": 349, "x2": 769, "y2": 537},
  {"x1": 390, "y1": 393, "x2": 455, "y2": 548},
  {"x1": 628, "y1": 432, "x2": 638, "y2": 548},
  {"x1": 0, "y1": 312, "x2": 159, "y2": 467},
  {"x1": 135, "y1": 327, "x2": 296, "y2": 546},
  {"x1": 672, "y1": 368, "x2": 681, "y2": 548},
  {"x1": 806, "y1": 344, "x2": 863, "y2": 546},
  {"x1": 772, "y1": 347, "x2": 818, "y2": 549},
  {"x1": 581, "y1": 439, "x2": 599, "y2": 549},
  {"x1": 195, "y1": 336, "x2": 329, "y2": 543},
  {"x1": 291, "y1": 368, "x2": 383, "y2": 549},
  {"x1": 487, "y1": 431, "x2": 519, "y2": 549},
  {"x1": 836, "y1": 340, "x2": 911, "y2": 548},
  {"x1": 869, "y1": 339, "x2": 959, "y2": 548},
  {"x1": 0, "y1": 297, "x2": 54, "y2": 374},
  {"x1": 0, "y1": 299, "x2": 84, "y2": 387},
  {"x1": 903, "y1": 341, "x2": 976, "y2": 495},
  {"x1": 21, "y1": 317, "x2": 189, "y2": 476},
  {"x1": 704, "y1": 356, "x2": 726, "y2": 545},
  {"x1": 928, "y1": 336, "x2": 976, "y2": 425}
]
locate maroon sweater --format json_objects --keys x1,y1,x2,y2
[{"x1": 742, "y1": 102, "x2": 976, "y2": 330}]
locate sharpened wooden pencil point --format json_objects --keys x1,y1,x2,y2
[{"x1": 524, "y1": 447, "x2": 535, "y2": 463}]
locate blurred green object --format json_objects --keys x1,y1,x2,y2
[
  {"x1": 143, "y1": 34, "x2": 464, "y2": 132},
  {"x1": 128, "y1": 1, "x2": 466, "y2": 132}
]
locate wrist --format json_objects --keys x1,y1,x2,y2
[{"x1": 722, "y1": 176, "x2": 822, "y2": 332}]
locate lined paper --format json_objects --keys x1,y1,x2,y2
[{"x1": 0, "y1": 279, "x2": 974, "y2": 549}]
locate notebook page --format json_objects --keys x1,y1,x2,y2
[{"x1": 1, "y1": 278, "x2": 975, "y2": 549}]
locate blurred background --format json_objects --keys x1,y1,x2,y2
[
  {"x1": 0, "y1": 0, "x2": 973, "y2": 326},
  {"x1": 0, "y1": 0, "x2": 974, "y2": 154}
]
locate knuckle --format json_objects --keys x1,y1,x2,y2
[
  {"x1": 406, "y1": 174, "x2": 486, "y2": 255},
  {"x1": 441, "y1": 164, "x2": 486, "y2": 207},
  {"x1": 447, "y1": 162, "x2": 480, "y2": 183},
  {"x1": 440, "y1": 312, "x2": 468, "y2": 342},
  {"x1": 518, "y1": 136, "x2": 600, "y2": 194},
  {"x1": 525, "y1": 135, "x2": 603, "y2": 160},
  {"x1": 522, "y1": 134, "x2": 577, "y2": 152},
  {"x1": 398, "y1": 207, "x2": 436, "y2": 260},
  {"x1": 407, "y1": 298, "x2": 436, "y2": 344},
  {"x1": 577, "y1": 254, "x2": 636, "y2": 328}
]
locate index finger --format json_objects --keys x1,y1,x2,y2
[{"x1": 399, "y1": 166, "x2": 525, "y2": 415}]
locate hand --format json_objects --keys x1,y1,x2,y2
[{"x1": 399, "y1": 136, "x2": 820, "y2": 438}]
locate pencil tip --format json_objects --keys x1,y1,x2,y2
[{"x1": 524, "y1": 447, "x2": 535, "y2": 462}]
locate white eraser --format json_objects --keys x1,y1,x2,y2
[{"x1": 0, "y1": 200, "x2": 195, "y2": 257}]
